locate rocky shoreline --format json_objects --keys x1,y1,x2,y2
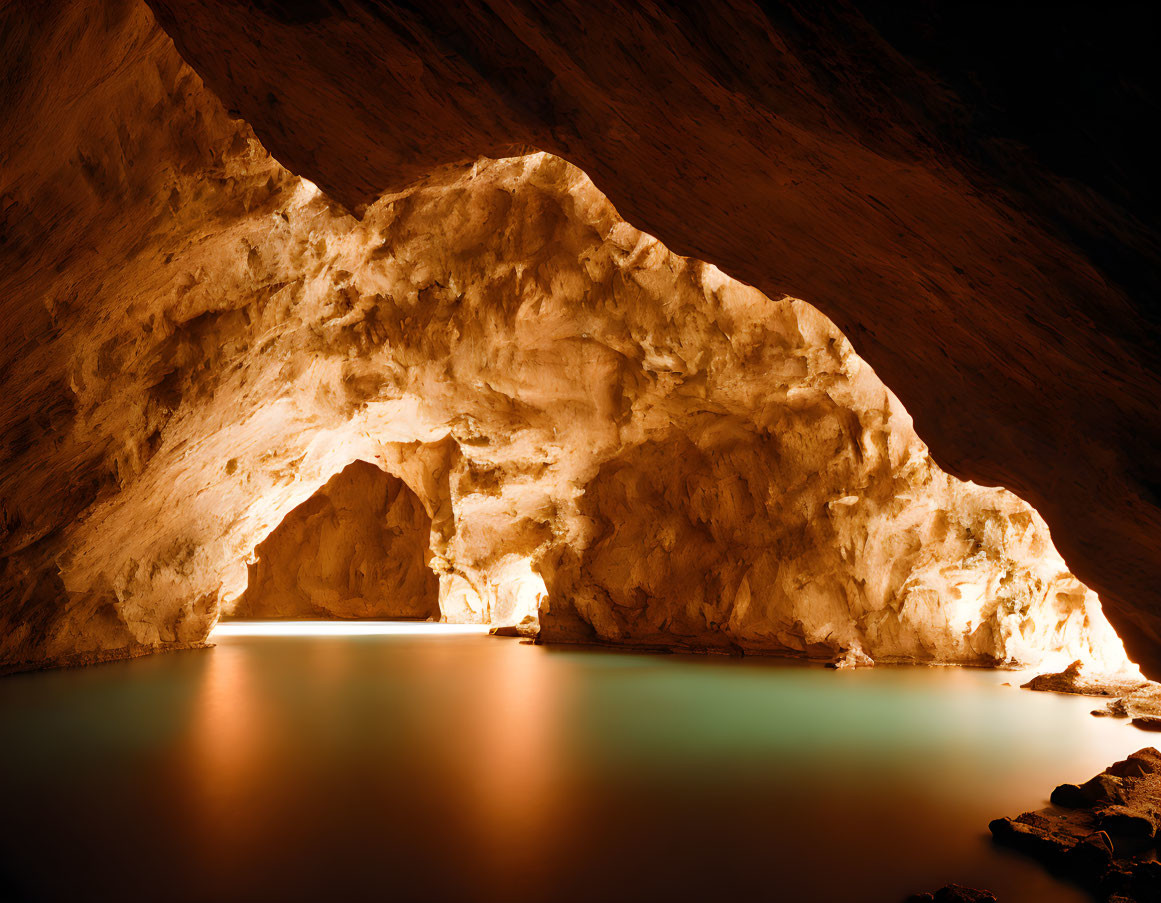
[
  {"x1": 989, "y1": 748, "x2": 1161, "y2": 901},
  {"x1": 1022, "y1": 661, "x2": 1161, "y2": 731}
]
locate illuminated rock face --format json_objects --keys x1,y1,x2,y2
[
  {"x1": 543, "y1": 431, "x2": 1125, "y2": 666},
  {"x1": 0, "y1": 0, "x2": 1138, "y2": 675},
  {"x1": 232, "y1": 461, "x2": 439, "y2": 620},
  {"x1": 145, "y1": 0, "x2": 1161, "y2": 677}
]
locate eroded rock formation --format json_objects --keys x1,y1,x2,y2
[
  {"x1": 540, "y1": 424, "x2": 1126, "y2": 665},
  {"x1": 1022, "y1": 661, "x2": 1150, "y2": 699},
  {"x1": 231, "y1": 461, "x2": 439, "y2": 620},
  {"x1": 0, "y1": 0, "x2": 1142, "y2": 676},
  {"x1": 142, "y1": 0, "x2": 1161, "y2": 675},
  {"x1": 1, "y1": 0, "x2": 272, "y2": 667}
]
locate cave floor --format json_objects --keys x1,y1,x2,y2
[{"x1": 0, "y1": 628, "x2": 1146, "y2": 902}]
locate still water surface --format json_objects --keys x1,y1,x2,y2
[{"x1": 0, "y1": 627, "x2": 1149, "y2": 902}]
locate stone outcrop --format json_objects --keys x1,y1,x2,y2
[
  {"x1": 1022, "y1": 661, "x2": 1149, "y2": 699},
  {"x1": 1, "y1": 0, "x2": 273, "y2": 667},
  {"x1": 538, "y1": 419, "x2": 1127, "y2": 666},
  {"x1": 1093, "y1": 684, "x2": 1161, "y2": 732},
  {"x1": 990, "y1": 748, "x2": 1161, "y2": 901},
  {"x1": 143, "y1": 0, "x2": 1161, "y2": 676},
  {"x1": 231, "y1": 461, "x2": 439, "y2": 620},
  {"x1": 0, "y1": 0, "x2": 1141, "y2": 676}
]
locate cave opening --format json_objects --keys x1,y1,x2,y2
[{"x1": 224, "y1": 459, "x2": 442, "y2": 624}]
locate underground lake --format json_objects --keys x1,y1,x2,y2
[
  {"x1": 0, "y1": 625, "x2": 1150, "y2": 902},
  {"x1": 4, "y1": 2, "x2": 1160, "y2": 900}
]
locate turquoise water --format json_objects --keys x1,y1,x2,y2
[{"x1": 0, "y1": 629, "x2": 1148, "y2": 902}]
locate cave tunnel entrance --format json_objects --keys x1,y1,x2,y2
[{"x1": 225, "y1": 460, "x2": 441, "y2": 622}]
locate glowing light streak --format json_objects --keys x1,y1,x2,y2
[{"x1": 211, "y1": 620, "x2": 491, "y2": 637}]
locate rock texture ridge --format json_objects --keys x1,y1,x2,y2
[
  {"x1": 0, "y1": 0, "x2": 1141, "y2": 675},
  {"x1": 990, "y1": 748, "x2": 1161, "y2": 901},
  {"x1": 143, "y1": 0, "x2": 1161, "y2": 676},
  {"x1": 231, "y1": 461, "x2": 439, "y2": 620}
]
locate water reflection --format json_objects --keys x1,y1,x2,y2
[
  {"x1": 0, "y1": 635, "x2": 1149, "y2": 902},
  {"x1": 185, "y1": 641, "x2": 267, "y2": 859}
]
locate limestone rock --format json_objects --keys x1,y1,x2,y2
[
  {"x1": 1085, "y1": 681, "x2": 1161, "y2": 731},
  {"x1": 829, "y1": 647, "x2": 875, "y2": 670},
  {"x1": 1022, "y1": 661, "x2": 1148, "y2": 697},
  {"x1": 1051, "y1": 774, "x2": 1129, "y2": 809},
  {"x1": 1095, "y1": 805, "x2": 1155, "y2": 841},
  {"x1": 904, "y1": 885, "x2": 997, "y2": 903}
]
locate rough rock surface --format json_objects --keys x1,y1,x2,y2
[
  {"x1": 231, "y1": 461, "x2": 439, "y2": 620},
  {"x1": 0, "y1": 0, "x2": 1140, "y2": 675},
  {"x1": 143, "y1": 0, "x2": 1161, "y2": 676},
  {"x1": 1092, "y1": 684, "x2": 1161, "y2": 732},
  {"x1": 990, "y1": 748, "x2": 1161, "y2": 901},
  {"x1": 1, "y1": 0, "x2": 271, "y2": 667}
]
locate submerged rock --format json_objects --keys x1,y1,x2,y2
[
  {"x1": 904, "y1": 884, "x2": 997, "y2": 903},
  {"x1": 990, "y1": 748, "x2": 1161, "y2": 900}
]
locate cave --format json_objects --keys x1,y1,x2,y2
[{"x1": 2, "y1": 2, "x2": 1160, "y2": 902}]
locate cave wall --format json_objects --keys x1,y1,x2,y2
[
  {"x1": 0, "y1": 0, "x2": 279, "y2": 666},
  {"x1": 140, "y1": 0, "x2": 1161, "y2": 675},
  {"x1": 231, "y1": 460, "x2": 440, "y2": 620},
  {"x1": 0, "y1": 0, "x2": 1141, "y2": 676},
  {"x1": 543, "y1": 429, "x2": 1122, "y2": 667}
]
